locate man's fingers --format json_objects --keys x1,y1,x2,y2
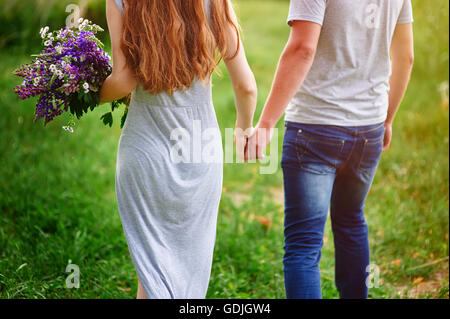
[
  {"x1": 243, "y1": 137, "x2": 249, "y2": 163},
  {"x1": 383, "y1": 136, "x2": 391, "y2": 151},
  {"x1": 382, "y1": 127, "x2": 392, "y2": 151},
  {"x1": 247, "y1": 138, "x2": 257, "y2": 161},
  {"x1": 255, "y1": 142, "x2": 265, "y2": 159},
  {"x1": 235, "y1": 135, "x2": 247, "y2": 160},
  {"x1": 242, "y1": 127, "x2": 272, "y2": 161}
]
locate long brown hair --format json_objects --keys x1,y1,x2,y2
[{"x1": 121, "y1": 0, "x2": 240, "y2": 95}]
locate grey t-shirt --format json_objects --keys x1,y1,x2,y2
[{"x1": 285, "y1": 0, "x2": 413, "y2": 126}]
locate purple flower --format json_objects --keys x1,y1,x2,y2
[{"x1": 13, "y1": 20, "x2": 113, "y2": 125}]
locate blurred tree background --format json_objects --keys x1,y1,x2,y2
[
  {"x1": 0, "y1": 0, "x2": 107, "y2": 49},
  {"x1": 0, "y1": 0, "x2": 448, "y2": 299}
]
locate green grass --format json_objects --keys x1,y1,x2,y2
[{"x1": 0, "y1": 0, "x2": 448, "y2": 299}]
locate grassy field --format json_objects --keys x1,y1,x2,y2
[{"x1": 0, "y1": 0, "x2": 448, "y2": 299}]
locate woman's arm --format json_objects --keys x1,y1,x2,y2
[
  {"x1": 383, "y1": 23, "x2": 414, "y2": 150},
  {"x1": 99, "y1": 0, "x2": 137, "y2": 104},
  {"x1": 222, "y1": 2, "x2": 257, "y2": 133}
]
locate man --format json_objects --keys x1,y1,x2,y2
[{"x1": 246, "y1": 0, "x2": 414, "y2": 298}]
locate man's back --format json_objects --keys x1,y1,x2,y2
[{"x1": 285, "y1": 0, "x2": 413, "y2": 126}]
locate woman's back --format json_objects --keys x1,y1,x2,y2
[
  {"x1": 114, "y1": 0, "x2": 214, "y2": 109},
  {"x1": 102, "y1": 0, "x2": 256, "y2": 299}
]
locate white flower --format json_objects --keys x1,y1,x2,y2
[
  {"x1": 40, "y1": 26, "x2": 49, "y2": 37},
  {"x1": 78, "y1": 17, "x2": 84, "y2": 24},
  {"x1": 49, "y1": 64, "x2": 57, "y2": 72},
  {"x1": 61, "y1": 61, "x2": 67, "y2": 67},
  {"x1": 62, "y1": 126, "x2": 74, "y2": 133},
  {"x1": 83, "y1": 82, "x2": 90, "y2": 94},
  {"x1": 44, "y1": 40, "x2": 52, "y2": 47},
  {"x1": 69, "y1": 74, "x2": 76, "y2": 80}
]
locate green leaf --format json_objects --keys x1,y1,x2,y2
[
  {"x1": 120, "y1": 108, "x2": 128, "y2": 129},
  {"x1": 92, "y1": 93, "x2": 100, "y2": 106},
  {"x1": 100, "y1": 112, "x2": 113, "y2": 127},
  {"x1": 111, "y1": 100, "x2": 119, "y2": 112}
]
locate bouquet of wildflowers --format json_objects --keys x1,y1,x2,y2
[{"x1": 13, "y1": 19, "x2": 128, "y2": 131}]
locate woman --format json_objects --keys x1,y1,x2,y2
[{"x1": 99, "y1": 0, "x2": 257, "y2": 299}]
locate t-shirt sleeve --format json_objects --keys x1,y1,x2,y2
[
  {"x1": 397, "y1": 0, "x2": 414, "y2": 24},
  {"x1": 114, "y1": 0, "x2": 124, "y2": 15},
  {"x1": 287, "y1": 0, "x2": 327, "y2": 27}
]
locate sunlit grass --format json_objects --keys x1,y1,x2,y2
[{"x1": 0, "y1": 0, "x2": 448, "y2": 299}]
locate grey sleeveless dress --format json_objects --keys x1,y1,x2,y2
[{"x1": 113, "y1": 0, "x2": 223, "y2": 299}]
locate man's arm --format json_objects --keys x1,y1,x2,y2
[
  {"x1": 384, "y1": 23, "x2": 414, "y2": 150},
  {"x1": 246, "y1": 20, "x2": 321, "y2": 160},
  {"x1": 259, "y1": 20, "x2": 321, "y2": 128}
]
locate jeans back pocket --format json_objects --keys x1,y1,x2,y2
[
  {"x1": 296, "y1": 129, "x2": 345, "y2": 175},
  {"x1": 357, "y1": 126, "x2": 385, "y2": 174}
]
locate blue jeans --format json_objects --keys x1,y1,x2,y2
[{"x1": 281, "y1": 121, "x2": 385, "y2": 299}]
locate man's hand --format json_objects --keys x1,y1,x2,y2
[
  {"x1": 383, "y1": 122, "x2": 393, "y2": 151},
  {"x1": 245, "y1": 123, "x2": 275, "y2": 161}
]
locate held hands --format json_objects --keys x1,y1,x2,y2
[
  {"x1": 234, "y1": 125, "x2": 255, "y2": 161},
  {"x1": 235, "y1": 122, "x2": 275, "y2": 162}
]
